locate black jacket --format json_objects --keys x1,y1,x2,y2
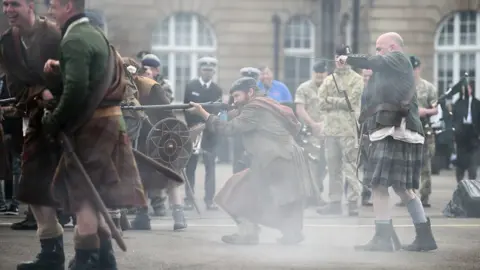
[
  {"x1": 183, "y1": 78, "x2": 222, "y2": 150},
  {"x1": 453, "y1": 96, "x2": 480, "y2": 139}
]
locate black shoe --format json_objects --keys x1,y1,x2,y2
[
  {"x1": 420, "y1": 195, "x2": 431, "y2": 208},
  {"x1": 58, "y1": 213, "x2": 72, "y2": 228},
  {"x1": 221, "y1": 234, "x2": 259, "y2": 245},
  {"x1": 17, "y1": 236, "x2": 65, "y2": 270},
  {"x1": 68, "y1": 249, "x2": 100, "y2": 270},
  {"x1": 0, "y1": 204, "x2": 8, "y2": 214},
  {"x1": 5, "y1": 204, "x2": 19, "y2": 215},
  {"x1": 402, "y1": 218, "x2": 438, "y2": 252},
  {"x1": 120, "y1": 211, "x2": 131, "y2": 231},
  {"x1": 131, "y1": 212, "x2": 151, "y2": 230},
  {"x1": 172, "y1": 205, "x2": 187, "y2": 231},
  {"x1": 354, "y1": 220, "x2": 401, "y2": 252},
  {"x1": 99, "y1": 237, "x2": 117, "y2": 270},
  {"x1": 11, "y1": 215, "x2": 37, "y2": 230},
  {"x1": 316, "y1": 202, "x2": 342, "y2": 215}
]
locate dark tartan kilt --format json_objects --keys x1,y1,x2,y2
[{"x1": 363, "y1": 136, "x2": 423, "y2": 190}]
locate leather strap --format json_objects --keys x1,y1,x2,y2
[{"x1": 92, "y1": 106, "x2": 122, "y2": 119}]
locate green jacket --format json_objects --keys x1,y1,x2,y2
[{"x1": 53, "y1": 14, "x2": 109, "y2": 126}]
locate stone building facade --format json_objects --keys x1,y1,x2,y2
[{"x1": 1, "y1": 0, "x2": 478, "y2": 100}]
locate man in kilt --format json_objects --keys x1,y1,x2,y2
[
  {"x1": 45, "y1": 0, "x2": 147, "y2": 267},
  {"x1": 338, "y1": 32, "x2": 437, "y2": 252}
]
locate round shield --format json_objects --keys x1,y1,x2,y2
[{"x1": 146, "y1": 118, "x2": 193, "y2": 171}]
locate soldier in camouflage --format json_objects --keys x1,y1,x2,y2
[
  {"x1": 295, "y1": 61, "x2": 328, "y2": 206},
  {"x1": 410, "y1": 56, "x2": 438, "y2": 208},
  {"x1": 316, "y1": 45, "x2": 364, "y2": 216}
]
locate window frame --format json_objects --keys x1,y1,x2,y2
[
  {"x1": 283, "y1": 16, "x2": 316, "y2": 93},
  {"x1": 151, "y1": 13, "x2": 217, "y2": 103},
  {"x1": 434, "y1": 11, "x2": 480, "y2": 100}
]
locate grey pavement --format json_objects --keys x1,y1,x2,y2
[{"x1": 0, "y1": 164, "x2": 479, "y2": 269}]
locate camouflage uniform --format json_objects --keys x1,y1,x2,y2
[
  {"x1": 317, "y1": 67, "x2": 363, "y2": 209},
  {"x1": 295, "y1": 79, "x2": 326, "y2": 194},
  {"x1": 416, "y1": 78, "x2": 437, "y2": 204}
]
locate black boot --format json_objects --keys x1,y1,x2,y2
[
  {"x1": 99, "y1": 237, "x2": 117, "y2": 270},
  {"x1": 172, "y1": 205, "x2": 187, "y2": 231},
  {"x1": 402, "y1": 218, "x2": 437, "y2": 252},
  {"x1": 11, "y1": 213, "x2": 37, "y2": 230},
  {"x1": 68, "y1": 249, "x2": 100, "y2": 270},
  {"x1": 354, "y1": 220, "x2": 401, "y2": 252},
  {"x1": 17, "y1": 235, "x2": 65, "y2": 270},
  {"x1": 131, "y1": 208, "x2": 151, "y2": 230}
]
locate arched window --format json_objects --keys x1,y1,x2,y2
[
  {"x1": 435, "y1": 11, "x2": 480, "y2": 98},
  {"x1": 151, "y1": 13, "x2": 217, "y2": 102},
  {"x1": 283, "y1": 16, "x2": 315, "y2": 93}
]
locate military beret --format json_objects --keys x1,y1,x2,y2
[
  {"x1": 229, "y1": 77, "x2": 257, "y2": 94},
  {"x1": 335, "y1": 45, "x2": 352, "y2": 56},
  {"x1": 410, "y1": 55, "x2": 421, "y2": 69},
  {"x1": 198, "y1": 57, "x2": 218, "y2": 70},
  {"x1": 313, "y1": 61, "x2": 327, "y2": 73},
  {"x1": 141, "y1": 54, "x2": 161, "y2": 68},
  {"x1": 85, "y1": 10, "x2": 105, "y2": 30},
  {"x1": 240, "y1": 67, "x2": 261, "y2": 78}
]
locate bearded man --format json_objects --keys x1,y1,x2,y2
[
  {"x1": 188, "y1": 77, "x2": 310, "y2": 245},
  {"x1": 44, "y1": 0, "x2": 147, "y2": 268},
  {"x1": 339, "y1": 32, "x2": 437, "y2": 252},
  {"x1": 0, "y1": 0, "x2": 66, "y2": 269}
]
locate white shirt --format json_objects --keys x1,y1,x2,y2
[
  {"x1": 464, "y1": 96, "x2": 473, "y2": 124},
  {"x1": 199, "y1": 78, "x2": 212, "y2": 88},
  {"x1": 369, "y1": 118, "x2": 424, "y2": 144}
]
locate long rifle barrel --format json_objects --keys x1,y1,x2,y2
[
  {"x1": 0, "y1": 97, "x2": 16, "y2": 105},
  {"x1": 121, "y1": 102, "x2": 230, "y2": 111}
]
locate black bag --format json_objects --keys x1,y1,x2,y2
[{"x1": 443, "y1": 179, "x2": 480, "y2": 218}]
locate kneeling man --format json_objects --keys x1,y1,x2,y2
[{"x1": 188, "y1": 77, "x2": 311, "y2": 245}]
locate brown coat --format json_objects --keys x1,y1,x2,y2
[
  {"x1": 211, "y1": 97, "x2": 312, "y2": 232},
  {"x1": 54, "y1": 113, "x2": 147, "y2": 212},
  {"x1": 0, "y1": 18, "x2": 63, "y2": 206},
  {"x1": 134, "y1": 76, "x2": 175, "y2": 190}
]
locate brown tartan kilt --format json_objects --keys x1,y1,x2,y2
[
  {"x1": 53, "y1": 114, "x2": 147, "y2": 213},
  {"x1": 17, "y1": 109, "x2": 61, "y2": 207}
]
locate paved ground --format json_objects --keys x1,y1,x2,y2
[{"x1": 0, "y1": 164, "x2": 479, "y2": 269}]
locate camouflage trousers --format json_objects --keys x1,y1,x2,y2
[
  {"x1": 419, "y1": 134, "x2": 435, "y2": 200},
  {"x1": 325, "y1": 136, "x2": 361, "y2": 203}
]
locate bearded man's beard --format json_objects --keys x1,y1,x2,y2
[{"x1": 235, "y1": 96, "x2": 252, "y2": 109}]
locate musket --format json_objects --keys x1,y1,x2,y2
[
  {"x1": 121, "y1": 102, "x2": 231, "y2": 111},
  {"x1": 330, "y1": 72, "x2": 360, "y2": 135},
  {"x1": 0, "y1": 97, "x2": 16, "y2": 105}
]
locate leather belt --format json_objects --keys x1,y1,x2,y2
[
  {"x1": 92, "y1": 106, "x2": 122, "y2": 118},
  {"x1": 358, "y1": 103, "x2": 408, "y2": 123}
]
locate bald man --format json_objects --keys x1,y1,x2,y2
[{"x1": 339, "y1": 32, "x2": 437, "y2": 252}]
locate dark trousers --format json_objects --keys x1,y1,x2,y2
[
  {"x1": 185, "y1": 151, "x2": 216, "y2": 204},
  {"x1": 456, "y1": 142, "x2": 478, "y2": 182},
  {"x1": 455, "y1": 127, "x2": 479, "y2": 182}
]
